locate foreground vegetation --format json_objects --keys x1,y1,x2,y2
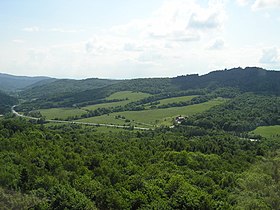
[{"x1": 2, "y1": 117, "x2": 280, "y2": 209}]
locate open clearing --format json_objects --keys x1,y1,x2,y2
[
  {"x1": 39, "y1": 108, "x2": 87, "y2": 120},
  {"x1": 156, "y1": 95, "x2": 197, "y2": 106},
  {"x1": 77, "y1": 98, "x2": 226, "y2": 127},
  {"x1": 82, "y1": 91, "x2": 151, "y2": 111},
  {"x1": 251, "y1": 125, "x2": 280, "y2": 140}
]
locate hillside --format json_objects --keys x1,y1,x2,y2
[
  {"x1": 173, "y1": 67, "x2": 280, "y2": 94},
  {"x1": 18, "y1": 67, "x2": 280, "y2": 110},
  {"x1": 0, "y1": 73, "x2": 54, "y2": 92},
  {"x1": 0, "y1": 91, "x2": 18, "y2": 114},
  {"x1": 21, "y1": 78, "x2": 121, "y2": 99}
]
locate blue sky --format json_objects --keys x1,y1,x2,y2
[{"x1": 0, "y1": 0, "x2": 280, "y2": 79}]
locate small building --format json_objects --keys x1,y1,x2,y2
[{"x1": 175, "y1": 116, "x2": 185, "y2": 124}]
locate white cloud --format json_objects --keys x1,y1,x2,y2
[
  {"x1": 188, "y1": 13, "x2": 221, "y2": 29},
  {"x1": 8, "y1": 0, "x2": 229, "y2": 78},
  {"x1": 259, "y1": 47, "x2": 280, "y2": 63},
  {"x1": 23, "y1": 26, "x2": 40, "y2": 32},
  {"x1": 252, "y1": 0, "x2": 280, "y2": 10},
  {"x1": 49, "y1": 28, "x2": 83, "y2": 33},
  {"x1": 23, "y1": 26, "x2": 83, "y2": 33},
  {"x1": 208, "y1": 39, "x2": 225, "y2": 50},
  {"x1": 236, "y1": 0, "x2": 250, "y2": 6},
  {"x1": 12, "y1": 39, "x2": 25, "y2": 44}
]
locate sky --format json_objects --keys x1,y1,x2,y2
[{"x1": 0, "y1": 0, "x2": 280, "y2": 79}]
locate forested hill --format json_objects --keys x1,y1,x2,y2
[
  {"x1": 0, "y1": 73, "x2": 54, "y2": 92},
  {"x1": 21, "y1": 78, "x2": 120, "y2": 98},
  {"x1": 0, "y1": 91, "x2": 17, "y2": 113},
  {"x1": 173, "y1": 67, "x2": 280, "y2": 95},
  {"x1": 21, "y1": 78, "x2": 121, "y2": 99}
]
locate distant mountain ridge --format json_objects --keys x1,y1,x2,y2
[
  {"x1": 21, "y1": 78, "x2": 121, "y2": 99},
  {"x1": 0, "y1": 73, "x2": 55, "y2": 92},
  {"x1": 17, "y1": 67, "x2": 280, "y2": 109}
]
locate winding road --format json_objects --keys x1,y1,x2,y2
[{"x1": 11, "y1": 105, "x2": 152, "y2": 131}]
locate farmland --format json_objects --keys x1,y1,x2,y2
[
  {"x1": 76, "y1": 98, "x2": 226, "y2": 127},
  {"x1": 82, "y1": 91, "x2": 151, "y2": 111},
  {"x1": 39, "y1": 107, "x2": 87, "y2": 120},
  {"x1": 156, "y1": 95, "x2": 197, "y2": 106},
  {"x1": 251, "y1": 125, "x2": 280, "y2": 140}
]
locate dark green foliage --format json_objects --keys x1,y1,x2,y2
[
  {"x1": 173, "y1": 67, "x2": 280, "y2": 95},
  {"x1": 0, "y1": 117, "x2": 271, "y2": 209},
  {"x1": 0, "y1": 91, "x2": 18, "y2": 114},
  {"x1": 183, "y1": 93, "x2": 280, "y2": 132}
]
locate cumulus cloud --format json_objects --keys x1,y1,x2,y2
[
  {"x1": 49, "y1": 28, "x2": 82, "y2": 33},
  {"x1": 23, "y1": 26, "x2": 40, "y2": 32},
  {"x1": 12, "y1": 0, "x2": 229, "y2": 78},
  {"x1": 188, "y1": 13, "x2": 221, "y2": 29},
  {"x1": 12, "y1": 39, "x2": 25, "y2": 44},
  {"x1": 259, "y1": 47, "x2": 280, "y2": 63},
  {"x1": 252, "y1": 0, "x2": 280, "y2": 10},
  {"x1": 236, "y1": 0, "x2": 250, "y2": 6},
  {"x1": 236, "y1": 0, "x2": 280, "y2": 10},
  {"x1": 208, "y1": 39, "x2": 225, "y2": 50},
  {"x1": 23, "y1": 26, "x2": 83, "y2": 33}
]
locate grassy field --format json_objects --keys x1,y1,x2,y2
[
  {"x1": 77, "y1": 98, "x2": 226, "y2": 127},
  {"x1": 40, "y1": 108, "x2": 87, "y2": 120},
  {"x1": 156, "y1": 95, "x2": 197, "y2": 106},
  {"x1": 251, "y1": 125, "x2": 280, "y2": 140},
  {"x1": 106, "y1": 91, "x2": 151, "y2": 101},
  {"x1": 83, "y1": 91, "x2": 151, "y2": 111}
]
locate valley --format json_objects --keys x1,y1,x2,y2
[{"x1": 1, "y1": 67, "x2": 280, "y2": 209}]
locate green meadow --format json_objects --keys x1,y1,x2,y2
[
  {"x1": 251, "y1": 125, "x2": 280, "y2": 140},
  {"x1": 39, "y1": 108, "x2": 87, "y2": 120},
  {"x1": 156, "y1": 95, "x2": 197, "y2": 106},
  {"x1": 77, "y1": 98, "x2": 226, "y2": 127},
  {"x1": 83, "y1": 91, "x2": 151, "y2": 111}
]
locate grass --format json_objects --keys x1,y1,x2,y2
[
  {"x1": 77, "y1": 98, "x2": 226, "y2": 127},
  {"x1": 83, "y1": 91, "x2": 151, "y2": 111},
  {"x1": 39, "y1": 108, "x2": 87, "y2": 120},
  {"x1": 106, "y1": 91, "x2": 151, "y2": 101},
  {"x1": 251, "y1": 125, "x2": 280, "y2": 140},
  {"x1": 156, "y1": 95, "x2": 197, "y2": 106}
]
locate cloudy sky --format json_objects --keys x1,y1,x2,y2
[{"x1": 1, "y1": 0, "x2": 280, "y2": 79}]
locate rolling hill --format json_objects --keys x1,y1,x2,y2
[
  {"x1": 20, "y1": 78, "x2": 121, "y2": 99},
  {"x1": 19, "y1": 67, "x2": 280, "y2": 109},
  {"x1": 0, "y1": 73, "x2": 54, "y2": 92}
]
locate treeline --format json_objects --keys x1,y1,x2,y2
[{"x1": 0, "y1": 117, "x2": 273, "y2": 209}]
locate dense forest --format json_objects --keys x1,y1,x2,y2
[
  {"x1": 1, "y1": 67, "x2": 280, "y2": 209},
  {"x1": 1, "y1": 108, "x2": 280, "y2": 209}
]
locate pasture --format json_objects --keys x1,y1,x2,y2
[
  {"x1": 77, "y1": 98, "x2": 226, "y2": 127},
  {"x1": 156, "y1": 95, "x2": 197, "y2": 106},
  {"x1": 39, "y1": 108, "x2": 87, "y2": 120},
  {"x1": 83, "y1": 91, "x2": 151, "y2": 111},
  {"x1": 251, "y1": 125, "x2": 280, "y2": 140}
]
